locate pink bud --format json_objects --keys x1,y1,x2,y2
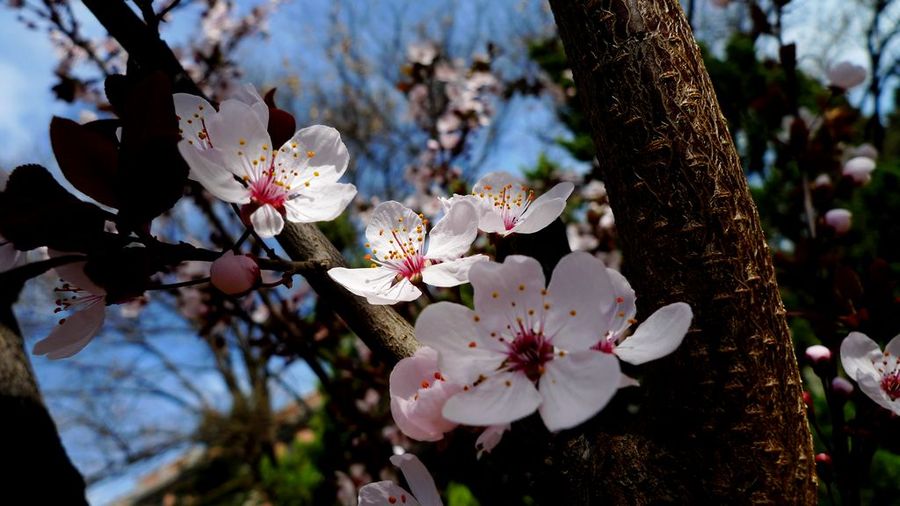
[
  {"x1": 850, "y1": 144, "x2": 879, "y2": 160},
  {"x1": 831, "y1": 377, "x2": 854, "y2": 397},
  {"x1": 210, "y1": 251, "x2": 260, "y2": 295},
  {"x1": 827, "y1": 61, "x2": 867, "y2": 90},
  {"x1": 842, "y1": 156, "x2": 876, "y2": 184},
  {"x1": 815, "y1": 453, "x2": 832, "y2": 465},
  {"x1": 813, "y1": 173, "x2": 832, "y2": 189},
  {"x1": 389, "y1": 347, "x2": 462, "y2": 442},
  {"x1": 805, "y1": 344, "x2": 832, "y2": 364},
  {"x1": 802, "y1": 391, "x2": 814, "y2": 413},
  {"x1": 824, "y1": 209, "x2": 852, "y2": 235}
]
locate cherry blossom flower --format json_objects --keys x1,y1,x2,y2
[
  {"x1": 840, "y1": 332, "x2": 900, "y2": 415},
  {"x1": 174, "y1": 87, "x2": 357, "y2": 237},
  {"x1": 824, "y1": 209, "x2": 852, "y2": 234},
  {"x1": 842, "y1": 156, "x2": 877, "y2": 184},
  {"x1": 444, "y1": 171, "x2": 574, "y2": 236},
  {"x1": 328, "y1": 200, "x2": 487, "y2": 305},
  {"x1": 389, "y1": 346, "x2": 511, "y2": 452},
  {"x1": 210, "y1": 250, "x2": 260, "y2": 294},
  {"x1": 33, "y1": 260, "x2": 107, "y2": 359},
  {"x1": 390, "y1": 346, "x2": 462, "y2": 442},
  {"x1": 593, "y1": 267, "x2": 693, "y2": 369},
  {"x1": 416, "y1": 253, "x2": 623, "y2": 431},
  {"x1": 827, "y1": 61, "x2": 867, "y2": 90},
  {"x1": 358, "y1": 453, "x2": 442, "y2": 506}
]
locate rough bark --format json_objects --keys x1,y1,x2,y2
[
  {"x1": 545, "y1": 0, "x2": 817, "y2": 503},
  {"x1": 0, "y1": 306, "x2": 87, "y2": 503}
]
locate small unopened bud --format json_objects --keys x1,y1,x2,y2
[
  {"x1": 805, "y1": 345, "x2": 832, "y2": 364},
  {"x1": 802, "y1": 391, "x2": 815, "y2": 414},
  {"x1": 210, "y1": 251, "x2": 260, "y2": 295},
  {"x1": 842, "y1": 156, "x2": 876, "y2": 184},
  {"x1": 815, "y1": 452, "x2": 833, "y2": 481},
  {"x1": 813, "y1": 173, "x2": 832, "y2": 189},
  {"x1": 831, "y1": 377, "x2": 854, "y2": 398},
  {"x1": 824, "y1": 209, "x2": 852, "y2": 235}
]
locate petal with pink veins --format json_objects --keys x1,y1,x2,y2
[
  {"x1": 328, "y1": 266, "x2": 421, "y2": 304},
  {"x1": 538, "y1": 350, "x2": 620, "y2": 431},
  {"x1": 250, "y1": 204, "x2": 285, "y2": 238}
]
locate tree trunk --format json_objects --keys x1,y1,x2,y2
[
  {"x1": 545, "y1": 0, "x2": 817, "y2": 503},
  {"x1": 0, "y1": 305, "x2": 87, "y2": 504}
]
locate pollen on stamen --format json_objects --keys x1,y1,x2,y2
[
  {"x1": 491, "y1": 291, "x2": 499, "y2": 299},
  {"x1": 518, "y1": 284, "x2": 525, "y2": 291},
  {"x1": 570, "y1": 310, "x2": 577, "y2": 316},
  {"x1": 420, "y1": 380, "x2": 430, "y2": 388},
  {"x1": 468, "y1": 341, "x2": 477, "y2": 348},
  {"x1": 307, "y1": 150, "x2": 316, "y2": 158}
]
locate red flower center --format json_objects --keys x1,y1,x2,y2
[
  {"x1": 505, "y1": 328, "x2": 553, "y2": 382},
  {"x1": 882, "y1": 370, "x2": 900, "y2": 401}
]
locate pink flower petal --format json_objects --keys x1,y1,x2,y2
[
  {"x1": 424, "y1": 199, "x2": 478, "y2": 260},
  {"x1": 250, "y1": 204, "x2": 285, "y2": 238},
  {"x1": 442, "y1": 371, "x2": 541, "y2": 426},
  {"x1": 543, "y1": 252, "x2": 616, "y2": 351},
  {"x1": 33, "y1": 300, "x2": 105, "y2": 359},
  {"x1": 389, "y1": 454, "x2": 442, "y2": 506},
  {"x1": 358, "y1": 481, "x2": 421, "y2": 506},
  {"x1": 420, "y1": 255, "x2": 487, "y2": 287},
  {"x1": 614, "y1": 302, "x2": 693, "y2": 365},
  {"x1": 538, "y1": 350, "x2": 620, "y2": 431}
]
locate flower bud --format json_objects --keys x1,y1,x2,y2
[
  {"x1": 389, "y1": 347, "x2": 462, "y2": 442},
  {"x1": 831, "y1": 377, "x2": 854, "y2": 398},
  {"x1": 805, "y1": 344, "x2": 832, "y2": 364},
  {"x1": 824, "y1": 209, "x2": 852, "y2": 235},
  {"x1": 813, "y1": 173, "x2": 832, "y2": 189},
  {"x1": 842, "y1": 156, "x2": 876, "y2": 184},
  {"x1": 210, "y1": 251, "x2": 260, "y2": 295},
  {"x1": 827, "y1": 61, "x2": 867, "y2": 90},
  {"x1": 802, "y1": 391, "x2": 814, "y2": 414}
]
